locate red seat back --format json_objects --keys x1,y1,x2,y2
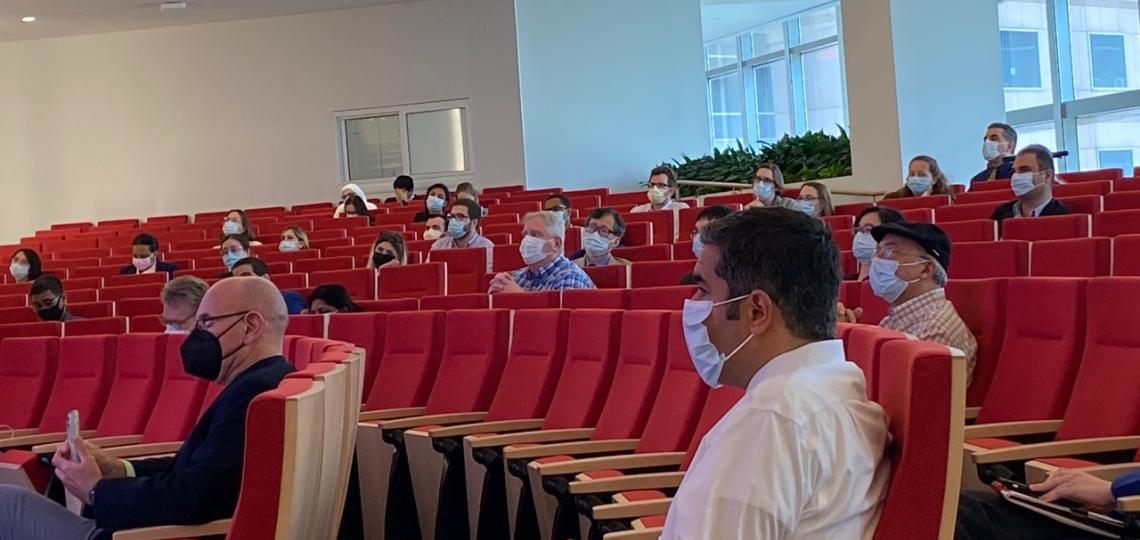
[
  {"x1": 1054, "y1": 180, "x2": 1112, "y2": 197},
  {"x1": 0, "y1": 321, "x2": 63, "y2": 341},
  {"x1": 937, "y1": 220, "x2": 998, "y2": 243},
  {"x1": 117, "y1": 298, "x2": 166, "y2": 318},
  {"x1": 99, "y1": 283, "x2": 166, "y2": 302},
  {"x1": 1112, "y1": 234, "x2": 1140, "y2": 276},
  {"x1": 1029, "y1": 237, "x2": 1111, "y2": 277},
  {"x1": 310, "y1": 268, "x2": 377, "y2": 301},
  {"x1": 1104, "y1": 191, "x2": 1140, "y2": 211},
  {"x1": 294, "y1": 256, "x2": 355, "y2": 274},
  {"x1": 613, "y1": 245, "x2": 672, "y2": 263},
  {"x1": 844, "y1": 326, "x2": 906, "y2": 401},
  {"x1": 1093, "y1": 208, "x2": 1140, "y2": 237},
  {"x1": 877, "y1": 195, "x2": 950, "y2": 211},
  {"x1": 629, "y1": 261, "x2": 693, "y2": 288},
  {"x1": 950, "y1": 241, "x2": 1029, "y2": 278},
  {"x1": 140, "y1": 334, "x2": 208, "y2": 443},
  {"x1": 634, "y1": 313, "x2": 709, "y2": 453},
  {"x1": 129, "y1": 315, "x2": 165, "y2": 333},
  {"x1": 37, "y1": 336, "x2": 116, "y2": 430},
  {"x1": 67, "y1": 302, "x2": 114, "y2": 319},
  {"x1": 491, "y1": 244, "x2": 525, "y2": 273},
  {"x1": 590, "y1": 311, "x2": 672, "y2": 440},
  {"x1": 95, "y1": 334, "x2": 167, "y2": 437},
  {"x1": 945, "y1": 279, "x2": 1009, "y2": 407},
  {"x1": 423, "y1": 310, "x2": 512, "y2": 415},
  {"x1": 623, "y1": 211, "x2": 676, "y2": 244},
  {"x1": 955, "y1": 191, "x2": 1011, "y2": 205},
  {"x1": 582, "y1": 265, "x2": 628, "y2": 289},
  {"x1": 0, "y1": 307, "x2": 39, "y2": 324},
  {"x1": 484, "y1": 309, "x2": 571, "y2": 421},
  {"x1": 326, "y1": 312, "x2": 386, "y2": 398},
  {"x1": 934, "y1": 201, "x2": 1004, "y2": 223},
  {"x1": 64, "y1": 317, "x2": 128, "y2": 336},
  {"x1": 286, "y1": 314, "x2": 325, "y2": 338},
  {"x1": 560, "y1": 289, "x2": 629, "y2": 309},
  {"x1": 540, "y1": 310, "x2": 625, "y2": 430},
  {"x1": 428, "y1": 247, "x2": 489, "y2": 295},
  {"x1": 491, "y1": 291, "x2": 560, "y2": 310},
  {"x1": 0, "y1": 337, "x2": 60, "y2": 428},
  {"x1": 362, "y1": 311, "x2": 446, "y2": 410},
  {"x1": 628, "y1": 285, "x2": 697, "y2": 310},
  {"x1": 419, "y1": 294, "x2": 490, "y2": 310},
  {"x1": 106, "y1": 273, "x2": 169, "y2": 287},
  {"x1": 1058, "y1": 168, "x2": 1123, "y2": 183},
  {"x1": 1002, "y1": 214, "x2": 1091, "y2": 241},
  {"x1": 378, "y1": 263, "x2": 445, "y2": 299}
]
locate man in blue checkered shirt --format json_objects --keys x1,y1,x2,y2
[{"x1": 488, "y1": 211, "x2": 596, "y2": 294}]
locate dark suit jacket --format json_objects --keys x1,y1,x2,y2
[
  {"x1": 970, "y1": 157, "x2": 1016, "y2": 184},
  {"x1": 990, "y1": 198, "x2": 1071, "y2": 224},
  {"x1": 118, "y1": 261, "x2": 179, "y2": 278},
  {"x1": 91, "y1": 356, "x2": 294, "y2": 535}
]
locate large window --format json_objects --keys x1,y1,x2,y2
[
  {"x1": 702, "y1": 3, "x2": 847, "y2": 150},
  {"x1": 1002, "y1": 0, "x2": 1140, "y2": 172},
  {"x1": 337, "y1": 99, "x2": 472, "y2": 185}
]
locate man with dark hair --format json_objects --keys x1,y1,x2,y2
[
  {"x1": 662, "y1": 208, "x2": 889, "y2": 538},
  {"x1": 543, "y1": 193, "x2": 572, "y2": 226},
  {"x1": 230, "y1": 257, "x2": 305, "y2": 315},
  {"x1": 990, "y1": 144, "x2": 1070, "y2": 223},
  {"x1": 633, "y1": 166, "x2": 690, "y2": 212},
  {"x1": 28, "y1": 275, "x2": 82, "y2": 322},
  {"x1": 689, "y1": 204, "x2": 735, "y2": 257},
  {"x1": 571, "y1": 207, "x2": 631, "y2": 267},
  {"x1": 386, "y1": 175, "x2": 417, "y2": 205},
  {"x1": 971, "y1": 122, "x2": 1018, "y2": 184},
  {"x1": 430, "y1": 199, "x2": 495, "y2": 272},
  {"x1": 119, "y1": 233, "x2": 179, "y2": 277}
]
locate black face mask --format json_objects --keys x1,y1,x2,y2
[
  {"x1": 179, "y1": 315, "x2": 248, "y2": 381},
  {"x1": 37, "y1": 303, "x2": 64, "y2": 322},
  {"x1": 372, "y1": 252, "x2": 395, "y2": 268}
]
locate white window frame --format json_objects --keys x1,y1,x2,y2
[
  {"x1": 1000, "y1": 28, "x2": 1047, "y2": 90},
  {"x1": 1087, "y1": 32, "x2": 1128, "y2": 90},
  {"x1": 334, "y1": 98, "x2": 475, "y2": 190}
]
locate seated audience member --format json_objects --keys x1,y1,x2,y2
[
  {"x1": 633, "y1": 166, "x2": 691, "y2": 212},
  {"x1": 304, "y1": 284, "x2": 363, "y2": 314},
  {"x1": 430, "y1": 199, "x2": 495, "y2": 272},
  {"x1": 571, "y1": 207, "x2": 631, "y2": 268},
  {"x1": 278, "y1": 226, "x2": 309, "y2": 252},
  {"x1": 745, "y1": 163, "x2": 799, "y2": 210},
  {"x1": 9, "y1": 248, "x2": 43, "y2": 283},
  {"x1": 423, "y1": 215, "x2": 446, "y2": 241},
  {"x1": 119, "y1": 233, "x2": 178, "y2": 277},
  {"x1": 884, "y1": 155, "x2": 957, "y2": 202},
  {"x1": 230, "y1": 257, "x2": 306, "y2": 315},
  {"x1": 0, "y1": 277, "x2": 294, "y2": 539},
  {"x1": 870, "y1": 221, "x2": 978, "y2": 385},
  {"x1": 385, "y1": 175, "x2": 416, "y2": 206},
  {"x1": 956, "y1": 469, "x2": 1140, "y2": 540},
  {"x1": 28, "y1": 275, "x2": 83, "y2": 322},
  {"x1": 414, "y1": 183, "x2": 451, "y2": 223},
  {"x1": 543, "y1": 193, "x2": 572, "y2": 223},
  {"x1": 334, "y1": 183, "x2": 379, "y2": 217},
  {"x1": 219, "y1": 209, "x2": 262, "y2": 247},
  {"x1": 662, "y1": 207, "x2": 888, "y2": 538},
  {"x1": 688, "y1": 204, "x2": 735, "y2": 258},
  {"x1": 990, "y1": 144, "x2": 1070, "y2": 223},
  {"x1": 971, "y1": 122, "x2": 1018, "y2": 184},
  {"x1": 160, "y1": 276, "x2": 209, "y2": 333},
  {"x1": 367, "y1": 231, "x2": 407, "y2": 270},
  {"x1": 848, "y1": 206, "x2": 906, "y2": 281},
  {"x1": 220, "y1": 234, "x2": 251, "y2": 271},
  {"x1": 798, "y1": 181, "x2": 835, "y2": 217},
  {"x1": 341, "y1": 195, "x2": 374, "y2": 225},
  {"x1": 455, "y1": 182, "x2": 478, "y2": 202},
  {"x1": 488, "y1": 211, "x2": 595, "y2": 294}
]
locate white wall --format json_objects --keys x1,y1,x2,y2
[
  {"x1": 0, "y1": 0, "x2": 525, "y2": 243},
  {"x1": 514, "y1": 0, "x2": 710, "y2": 192},
  {"x1": 700, "y1": 0, "x2": 828, "y2": 41}
]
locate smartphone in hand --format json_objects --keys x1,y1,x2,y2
[{"x1": 66, "y1": 410, "x2": 80, "y2": 463}]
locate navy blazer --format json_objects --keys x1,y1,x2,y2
[
  {"x1": 970, "y1": 156, "x2": 1016, "y2": 184},
  {"x1": 990, "y1": 198, "x2": 1071, "y2": 224},
  {"x1": 91, "y1": 356, "x2": 294, "y2": 535},
  {"x1": 118, "y1": 261, "x2": 179, "y2": 278}
]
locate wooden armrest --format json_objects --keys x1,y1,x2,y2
[
  {"x1": 358, "y1": 407, "x2": 426, "y2": 422},
  {"x1": 604, "y1": 528, "x2": 663, "y2": 540},
  {"x1": 973, "y1": 436, "x2": 1140, "y2": 465},
  {"x1": 32, "y1": 434, "x2": 143, "y2": 455},
  {"x1": 963, "y1": 420, "x2": 1062, "y2": 440},
  {"x1": 2, "y1": 428, "x2": 40, "y2": 438},
  {"x1": 425, "y1": 419, "x2": 546, "y2": 438},
  {"x1": 592, "y1": 498, "x2": 673, "y2": 521},
  {"x1": 103, "y1": 442, "x2": 183, "y2": 459},
  {"x1": 538, "y1": 452, "x2": 685, "y2": 476},
  {"x1": 1060, "y1": 462, "x2": 1140, "y2": 481},
  {"x1": 112, "y1": 518, "x2": 231, "y2": 539},
  {"x1": 1120, "y1": 495, "x2": 1140, "y2": 513},
  {"x1": 570, "y1": 470, "x2": 686, "y2": 495},
  {"x1": 505, "y1": 439, "x2": 639, "y2": 461},
  {"x1": 466, "y1": 428, "x2": 595, "y2": 448},
  {"x1": 0, "y1": 430, "x2": 95, "y2": 450},
  {"x1": 378, "y1": 412, "x2": 487, "y2": 431},
  {"x1": 964, "y1": 407, "x2": 980, "y2": 421}
]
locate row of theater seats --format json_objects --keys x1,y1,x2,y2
[{"x1": 0, "y1": 333, "x2": 364, "y2": 539}]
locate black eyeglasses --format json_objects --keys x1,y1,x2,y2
[{"x1": 194, "y1": 311, "x2": 251, "y2": 332}]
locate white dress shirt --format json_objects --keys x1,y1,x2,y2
[
  {"x1": 631, "y1": 200, "x2": 691, "y2": 213},
  {"x1": 661, "y1": 340, "x2": 890, "y2": 540}
]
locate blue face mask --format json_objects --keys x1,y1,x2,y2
[
  {"x1": 426, "y1": 195, "x2": 445, "y2": 213},
  {"x1": 447, "y1": 218, "x2": 469, "y2": 239},
  {"x1": 906, "y1": 175, "x2": 932, "y2": 196},
  {"x1": 869, "y1": 257, "x2": 924, "y2": 303},
  {"x1": 797, "y1": 200, "x2": 819, "y2": 216},
  {"x1": 223, "y1": 251, "x2": 247, "y2": 269},
  {"x1": 582, "y1": 231, "x2": 613, "y2": 258},
  {"x1": 754, "y1": 181, "x2": 776, "y2": 201},
  {"x1": 692, "y1": 234, "x2": 705, "y2": 257},
  {"x1": 852, "y1": 232, "x2": 877, "y2": 262}
]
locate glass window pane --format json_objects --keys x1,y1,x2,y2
[
  {"x1": 709, "y1": 73, "x2": 744, "y2": 150},
  {"x1": 746, "y1": 22, "x2": 785, "y2": 58},
  {"x1": 798, "y1": 6, "x2": 838, "y2": 43},
  {"x1": 753, "y1": 61, "x2": 791, "y2": 143},
  {"x1": 406, "y1": 108, "x2": 468, "y2": 175},
  {"x1": 802, "y1": 44, "x2": 845, "y2": 135},
  {"x1": 1077, "y1": 108, "x2": 1140, "y2": 173},
  {"x1": 1013, "y1": 121, "x2": 1057, "y2": 149},
  {"x1": 705, "y1": 36, "x2": 739, "y2": 70},
  {"x1": 345, "y1": 115, "x2": 403, "y2": 181},
  {"x1": 1069, "y1": 0, "x2": 1140, "y2": 98},
  {"x1": 997, "y1": 0, "x2": 1054, "y2": 111}
]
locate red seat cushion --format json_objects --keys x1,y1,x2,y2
[
  {"x1": 581, "y1": 469, "x2": 623, "y2": 480},
  {"x1": 964, "y1": 437, "x2": 1021, "y2": 450},
  {"x1": 639, "y1": 514, "x2": 667, "y2": 528},
  {"x1": 535, "y1": 454, "x2": 574, "y2": 465},
  {"x1": 619, "y1": 489, "x2": 667, "y2": 502}
]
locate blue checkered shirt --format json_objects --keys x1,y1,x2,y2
[{"x1": 511, "y1": 255, "x2": 596, "y2": 291}]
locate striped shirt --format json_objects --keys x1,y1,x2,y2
[
  {"x1": 511, "y1": 255, "x2": 596, "y2": 292},
  {"x1": 880, "y1": 288, "x2": 978, "y2": 386}
]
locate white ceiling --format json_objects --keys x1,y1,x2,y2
[
  {"x1": 0, "y1": 0, "x2": 413, "y2": 43},
  {"x1": 701, "y1": 0, "x2": 828, "y2": 41}
]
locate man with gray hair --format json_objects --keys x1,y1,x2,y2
[
  {"x1": 990, "y1": 144, "x2": 1070, "y2": 223},
  {"x1": 159, "y1": 275, "x2": 209, "y2": 333},
  {"x1": 488, "y1": 211, "x2": 595, "y2": 294},
  {"x1": 869, "y1": 221, "x2": 978, "y2": 385}
]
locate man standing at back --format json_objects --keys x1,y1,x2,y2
[
  {"x1": 663, "y1": 208, "x2": 889, "y2": 539},
  {"x1": 0, "y1": 277, "x2": 294, "y2": 539}
]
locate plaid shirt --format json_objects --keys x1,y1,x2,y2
[
  {"x1": 511, "y1": 255, "x2": 596, "y2": 292},
  {"x1": 880, "y1": 288, "x2": 978, "y2": 386}
]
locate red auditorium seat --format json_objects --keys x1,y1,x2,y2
[
  {"x1": 286, "y1": 314, "x2": 326, "y2": 338},
  {"x1": 64, "y1": 317, "x2": 128, "y2": 336},
  {"x1": 55, "y1": 248, "x2": 113, "y2": 261},
  {"x1": 1001, "y1": 214, "x2": 1091, "y2": 241},
  {"x1": 1056, "y1": 195, "x2": 1102, "y2": 215},
  {"x1": 115, "y1": 297, "x2": 164, "y2": 318},
  {"x1": 583, "y1": 264, "x2": 629, "y2": 289},
  {"x1": 702, "y1": 192, "x2": 752, "y2": 207},
  {"x1": 834, "y1": 202, "x2": 873, "y2": 216},
  {"x1": 146, "y1": 214, "x2": 190, "y2": 225},
  {"x1": 950, "y1": 241, "x2": 1029, "y2": 278},
  {"x1": 268, "y1": 273, "x2": 307, "y2": 290},
  {"x1": 492, "y1": 291, "x2": 560, "y2": 309},
  {"x1": 630, "y1": 261, "x2": 692, "y2": 288},
  {"x1": 1054, "y1": 180, "x2": 1112, "y2": 197},
  {"x1": 1115, "y1": 177, "x2": 1140, "y2": 192},
  {"x1": 605, "y1": 191, "x2": 650, "y2": 207},
  {"x1": 877, "y1": 195, "x2": 951, "y2": 211},
  {"x1": 325, "y1": 311, "x2": 386, "y2": 396},
  {"x1": 969, "y1": 179, "x2": 1012, "y2": 192},
  {"x1": 821, "y1": 214, "x2": 855, "y2": 232},
  {"x1": 311, "y1": 268, "x2": 377, "y2": 300},
  {"x1": 628, "y1": 285, "x2": 697, "y2": 310},
  {"x1": 944, "y1": 278, "x2": 1008, "y2": 407},
  {"x1": 0, "y1": 307, "x2": 39, "y2": 324},
  {"x1": 494, "y1": 201, "x2": 542, "y2": 216},
  {"x1": 420, "y1": 293, "x2": 490, "y2": 310},
  {"x1": 104, "y1": 272, "x2": 169, "y2": 287},
  {"x1": 357, "y1": 298, "x2": 420, "y2": 312},
  {"x1": 561, "y1": 288, "x2": 629, "y2": 309},
  {"x1": 0, "y1": 337, "x2": 60, "y2": 430},
  {"x1": 935, "y1": 201, "x2": 1005, "y2": 223},
  {"x1": 901, "y1": 208, "x2": 934, "y2": 223},
  {"x1": 60, "y1": 277, "x2": 104, "y2": 291},
  {"x1": 484, "y1": 185, "x2": 526, "y2": 196},
  {"x1": 955, "y1": 190, "x2": 1012, "y2": 205},
  {"x1": 482, "y1": 213, "x2": 521, "y2": 226},
  {"x1": 938, "y1": 220, "x2": 998, "y2": 243},
  {"x1": 613, "y1": 245, "x2": 672, "y2": 263},
  {"x1": 624, "y1": 211, "x2": 676, "y2": 244},
  {"x1": 294, "y1": 256, "x2": 355, "y2": 273},
  {"x1": 0, "y1": 295, "x2": 25, "y2": 308},
  {"x1": 129, "y1": 315, "x2": 164, "y2": 333},
  {"x1": 1093, "y1": 208, "x2": 1140, "y2": 236},
  {"x1": 619, "y1": 221, "x2": 654, "y2": 247},
  {"x1": 1113, "y1": 234, "x2": 1140, "y2": 276},
  {"x1": 1058, "y1": 168, "x2": 1123, "y2": 183},
  {"x1": 839, "y1": 280, "x2": 862, "y2": 309},
  {"x1": 1104, "y1": 191, "x2": 1140, "y2": 211},
  {"x1": 1030, "y1": 237, "x2": 1111, "y2": 277},
  {"x1": 843, "y1": 325, "x2": 906, "y2": 401},
  {"x1": 356, "y1": 310, "x2": 446, "y2": 422},
  {"x1": 564, "y1": 188, "x2": 610, "y2": 198},
  {"x1": 378, "y1": 262, "x2": 445, "y2": 299},
  {"x1": 98, "y1": 283, "x2": 166, "y2": 302},
  {"x1": 0, "y1": 322, "x2": 63, "y2": 341},
  {"x1": 673, "y1": 242, "x2": 696, "y2": 260},
  {"x1": 428, "y1": 247, "x2": 489, "y2": 295}
]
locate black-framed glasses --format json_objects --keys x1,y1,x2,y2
[
  {"x1": 446, "y1": 214, "x2": 471, "y2": 222},
  {"x1": 584, "y1": 225, "x2": 618, "y2": 238},
  {"x1": 195, "y1": 311, "x2": 250, "y2": 332}
]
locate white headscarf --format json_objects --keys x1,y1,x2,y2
[{"x1": 335, "y1": 183, "x2": 379, "y2": 216}]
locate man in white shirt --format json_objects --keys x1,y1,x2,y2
[
  {"x1": 665, "y1": 207, "x2": 891, "y2": 539},
  {"x1": 631, "y1": 166, "x2": 691, "y2": 213}
]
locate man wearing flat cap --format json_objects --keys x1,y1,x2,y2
[{"x1": 869, "y1": 222, "x2": 978, "y2": 386}]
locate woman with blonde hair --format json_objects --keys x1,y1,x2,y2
[
  {"x1": 278, "y1": 226, "x2": 310, "y2": 252},
  {"x1": 798, "y1": 182, "x2": 835, "y2": 217},
  {"x1": 884, "y1": 155, "x2": 957, "y2": 202}
]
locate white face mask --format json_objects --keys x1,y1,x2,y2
[
  {"x1": 647, "y1": 186, "x2": 668, "y2": 205},
  {"x1": 1010, "y1": 171, "x2": 1039, "y2": 197},
  {"x1": 9, "y1": 262, "x2": 29, "y2": 281},
  {"x1": 222, "y1": 220, "x2": 243, "y2": 235},
  {"x1": 279, "y1": 239, "x2": 301, "y2": 253},
  {"x1": 423, "y1": 229, "x2": 443, "y2": 241},
  {"x1": 852, "y1": 232, "x2": 877, "y2": 263},
  {"x1": 519, "y1": 235, "x2": 550, "y2": 265},
  {"x1": 582, "y1": 231, "x2": 613, "y2": 259},
  {"x1": 869, "y1": 257, "x2": 925, "y2": 303},
  {"x1": 982, "y1": 140, "x2": 1003, "y2": 161},
  {"x1": 132, "y1": 256, "x2": 155, "y2": 272},
  {"x1": 682, "y1": 295, "x2": 753, "y2": 388}
]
